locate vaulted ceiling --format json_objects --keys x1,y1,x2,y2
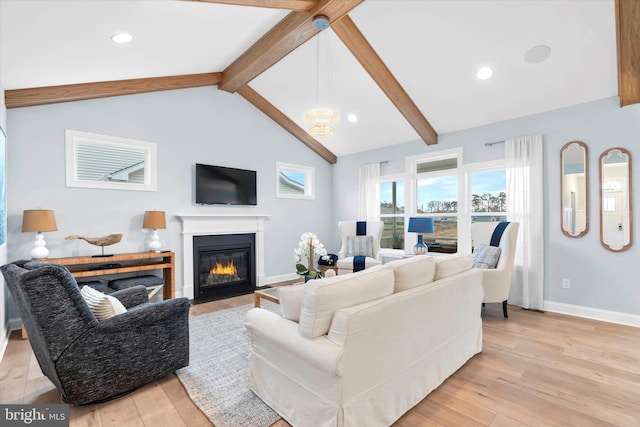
[{"x1": 1, "y1": 0, "x2": 638, "y2": 163}]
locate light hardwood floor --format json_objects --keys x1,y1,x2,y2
[{"x1": 1, "y1": 296, "x2": 638, "y2": 427}]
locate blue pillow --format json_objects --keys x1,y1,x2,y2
[{"x1": 472, "y1": 244, "x2": 501, "y2": 269}]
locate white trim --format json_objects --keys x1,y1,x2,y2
[
  {"x1": 1, "y1": 317, "x2": 22, "y2": 361},
  {"x1": 8, "y1": 317, "x2": 21, "y2": 331},
  {"x1": 379, "y1": 172, "x2": 405, "y2": 183},
  {"x1": 544, "y1": 300, "x2": 640, "y2": 328},
  {"x1": 265, "y1": 272, "x2": 299, "y2": 285},
  {"x1": 176, "y1": 214, "x2": 271, "y2": 299},
  {"x1": 0, "y1": 334, "x2": 7, "y2": 364},
  {"x1": 276, "y1": 162, "x2": 315, "y2": 200},
  {"x1": 65, "y1": 129, "x2": 158, "y2": 191}
]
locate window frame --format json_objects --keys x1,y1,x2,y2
[
  {"x1": 406, "y1": 148, "x2": 464, "y2": 253},
  {"x1": 276, "y1": 162, "x2": 315, "y2": 200},
  {"x1": 378, "y1": 173, "x2": 406, "y2": 253},
  {"x1": 465, "y1": 159, "x2": 507, "y2": 251},
  {"x1": 372, "y1": 151, "x2": 508, "y2": 256}
]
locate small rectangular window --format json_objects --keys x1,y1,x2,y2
[
  {"x1": 416, "y1": 157, "x2": 457, "y2": 173},
  {"x1": 276, "y1": 162, "x2": 314, "y2": 199}
]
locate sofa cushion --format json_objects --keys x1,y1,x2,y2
[
  {"x1": 80, "y1": 285, "x2": 127, "y2": 320},
  {"x1": 472, "y1": 244, "x2": 502, "y2": 269},
  {"x1": 346, "y1": 235, "x2": 374, "y2": 257},
  {"x1": 278, "y1": 284, "x2": 305, "y2": 322},
  {"x1": 299, "y1": 265, "x2": 394, "y2": 339},
  {"x1": 386, "y1": 255, "x2": 436, "y2": 293},
  {"x1": 434, "y1": 254, "x2": 473, "y2": 280}
]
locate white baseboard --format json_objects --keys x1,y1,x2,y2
[
  {"x1": 265, "y1": 273, "x2": 298, "y2": 285},
  {"x1": 0, "y1": 319, "x2": 22, "y2": 363},
  {"x1": 8, "y1": 317, "x2": 22, "y2": 331},
  {"x1": 543, "y1": 300, "x2": 640, "y2": 328},
  {"x1": 0, "y1": 326, "x2": 10, "y2": 363}
]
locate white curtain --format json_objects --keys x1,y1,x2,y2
[
  {"x1": 358, "y1": 163, "x2": 380, "y2": 221},
  {"x1": 506, "y1": 134, "x2": 544, "y2": 310}
]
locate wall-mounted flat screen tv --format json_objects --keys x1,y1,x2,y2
[{"x1": 196, "y1": 163, "x2": 257, "y2": 205}]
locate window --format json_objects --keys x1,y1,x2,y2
[
  {"x1": 411, "y1": 150, "x2": 460, "y2": 253},
  {"x1": 276, "y1": 162, "x2": 314, "y2": 199},
  {"x1": 379, "y1": 179, "x2": 404, "y2": 249},
  {"x1": 66, "y1": 129, "x2": 157, "y2": 191},
  {"x1": 470, "y1": 168, "x2": 507, "y2": 224},
  {"x1": 373, "y1": 150, "x2": 508, "y2": 254}
]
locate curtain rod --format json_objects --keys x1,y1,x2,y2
[{"x1": 484, "y1": 140, "x2": 505, "y2": 147}]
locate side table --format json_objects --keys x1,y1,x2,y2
[{"x1": 254, "y1": 287, "x2": 280, "y2": 308}]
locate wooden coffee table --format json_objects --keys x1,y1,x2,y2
[{"x1": 254, "y1": 287, "x2": 280, "y2": 308}]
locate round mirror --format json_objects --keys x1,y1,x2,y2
[
  {"x1": 599, "y1": 148, "x2": 633, "y2": 252},
  {"x1": 561, "y1": 141, "x2": 589, "y2": 237}
]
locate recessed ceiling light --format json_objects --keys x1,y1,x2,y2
[
  {"x1": 111, "y1": 33, "x2": 133, "y2": 44},
  {"x1": 524, "y1": 45, "x2": 551, "y2": 64},
  {"x1": 347, "y1": 113, "x2": 358, "y2": 123},
  {"x1": 476, "y1": 67, "x2": 493, "y2": 80}
]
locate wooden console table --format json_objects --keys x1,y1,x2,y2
[
  {"x1": 42, "y1": 251, "x2": 176, "y2": 300},
  {"x1": 22, "y1": 251, "x2": 176, "y2": 339}
]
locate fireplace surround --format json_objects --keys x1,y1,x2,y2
[{"x1": 177, "y1": 214, "x2": 269, "y2": 300}]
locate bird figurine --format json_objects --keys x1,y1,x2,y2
[{"x1": 66, "y1": 233, "x2": 123, "y2": 257}]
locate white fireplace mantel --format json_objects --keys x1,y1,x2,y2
[{"x1": 177, "y1": 213, "x2": 271, "y2": 299}]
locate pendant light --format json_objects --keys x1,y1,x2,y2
[{"x1": 304, "y1": 15, "x2": 340, "y2": 138}]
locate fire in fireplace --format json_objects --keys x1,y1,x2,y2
[
  {"x1": 193, "y1": 233, "x2": 255, "y2": 303},
  {"x1": 207, "y1": 259, "x2": 239, "y2": 285}
]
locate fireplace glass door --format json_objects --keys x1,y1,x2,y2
[{"x1": 193, "y1": 233, "x2": 255, "y2": 303}]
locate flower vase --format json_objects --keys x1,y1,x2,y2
[{"x1": 308, "y1": 245, "x2": 315, "y2": 277}]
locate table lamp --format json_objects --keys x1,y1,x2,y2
[
  {"x1": 143, "y1": 210, "x2": 166, "y2": 252},
  {"x1": 407, "y1": 217, "x2": 434, "y2": 255},
  {"x1": 22, "y1": 209, "x2": 58, "y2": 258}
]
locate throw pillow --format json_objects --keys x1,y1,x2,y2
[
  {"x1": 472, "y1": 244, "x2": 502, "y2": 269},
  {"x1": 298, "y1": 265, "x2": 394, "y2": 339},
  {"x1": 346, "y1": 235, "x2": 374, "y2": 257},
  {"x1": 433, "y1": 254, "x2": 473, "y2": 280},
  {"x1": 80, "y1": 285, "x2": 127, "y2": 320},
  {"x1": 386, "y1": 255, "x2": 436, "y2": 293}
]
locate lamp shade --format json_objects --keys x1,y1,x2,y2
[
  {"x1": 143, "y1": 211, "x2": 166, "y2": 230},
  {"x1": 407, "y1": 217, "x2": 434, "y2": 234},
  {"x1": 22, "y1": 209, "x2": 58, "y2": 233}
]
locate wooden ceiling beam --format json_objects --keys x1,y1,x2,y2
[
  {"x1": 615, "y1": 0, "x2": 640, "y2": 107},
  {"x1": 5, "y1": 73, "x2": 223, "y2": 109},
  {"x1": 184, "y1": 0, "x2": 317, "y2": 11},
  {"x1": 332, "y1": 16, "x2": 438, "y2": 145},
  {"x1": 237, "y1": 85, "x2": 337, "y2": 163},
  {"x1": 219, "y1": 0, "x2": 363, "y2": 93}
]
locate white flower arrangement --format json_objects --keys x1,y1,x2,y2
[{"x1": 294, "y1": 232, "x2": 328, "y2": 279}]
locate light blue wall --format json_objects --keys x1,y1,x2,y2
[
  {"x1": 334, "y1": 96, "x2": 640, "y2": 316},
  {"x1": 5, "y1": 86, "x2": 335, "y2": 317},
  {"x1": 5, "y1": 90, "x2": 640, "y2": 318}
]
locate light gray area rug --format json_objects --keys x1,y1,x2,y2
[{"x1": 176, "y1": 302, "x2": 280, "y2": 427}]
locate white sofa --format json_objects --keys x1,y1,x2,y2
[{"x1": 244, "y1": 254, "x2": 483, "y2": 427}]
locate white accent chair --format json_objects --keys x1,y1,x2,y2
[
  {"x1": 470, "y1": 221, "x2": 519, "y2": 318},
  {"x1": 336, "y1": 221, "x2": 384, "y2": 275}
]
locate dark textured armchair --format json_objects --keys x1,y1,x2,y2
[{"x1": 1, "y1": 260, "x2": 190, "y2": 405}]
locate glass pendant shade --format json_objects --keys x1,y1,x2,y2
[
  {"x1": 308, "y1": 125, "x2": 335, "y2": 138},
  {"x1": 303, "y1": 108, "x2": 340, "y2": 127},
  {"x1": 305, "y1": 30, "x2": 339, "y2": 138},
  {"x1": 304, "y1": 107, "x2": 340, "y2": 138}
]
